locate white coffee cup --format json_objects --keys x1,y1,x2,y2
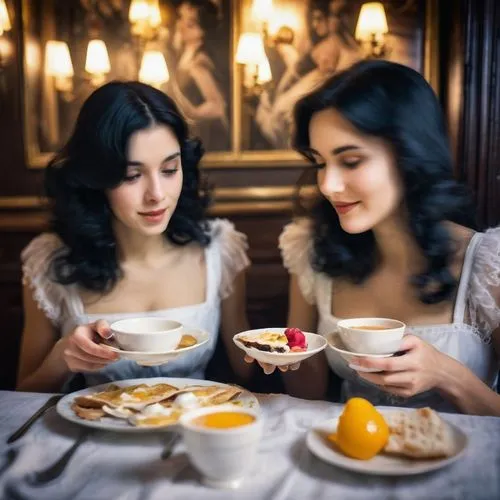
[
  {"x1": 336, "y1": 317, "x2": 406, "y2": 354},
  {"x1": 180, "y1": 404, "x2": 263, "y2": 489},
  {"x1": 110, "y1": 318, "x2": 183, "y2": 352}
]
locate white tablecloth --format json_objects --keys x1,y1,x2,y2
[{"x1": 0, "y1": 390, "x2": 499, "y2": 500}]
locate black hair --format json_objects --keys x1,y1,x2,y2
[
  {"x1": 45, "y1": 81, "x2": 211, "y2": 293},
  {"x1": 308, "y1": 0, "x2": 330, "y2": 44},
  {"x1": 182, "y1": 0, "x2": 219, "y2": 37},
  {"x1": 293, "y1": 59, "x2": 475, "y2": 305}
]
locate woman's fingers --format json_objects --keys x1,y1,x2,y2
[
  {"x1": 242, "y1": 355, "x2": 301, "y2": 374},
  {"x1": 278, "y1": 362, "x2": 301, "y2": 373},
  {"x1": 64, "y1": 346, "x2": 113, "y2": 367},
  {"x1": 258, "y1": 362, "x2": 276, "y2": 375},
  {"x1": 93, "y1": 320, "x2": 113, "y2": 340},
  {"x1": 71, "y1": 326, "x2": 118, "y2": 361}
]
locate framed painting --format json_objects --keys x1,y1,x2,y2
[
  {"x1": 22, "y1": 0, "x2": 437, "y2": 169},
  {"x1": 231, "y1": 0, "x2": 438, "y2": 166},
  {"x1": 23, "y1": 0, "x2": 233, "y2": 168}
]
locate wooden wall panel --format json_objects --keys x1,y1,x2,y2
[{"x1": 442, "y1": 0, "x2": 500, "y2": 228}]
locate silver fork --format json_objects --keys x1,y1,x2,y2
[{"x1": 27, "y1": 429, "x2": 90, "y2": 485}]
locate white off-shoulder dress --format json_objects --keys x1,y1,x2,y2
[
  {"x1": 22, "y1": 219, "x2": 250, "y2": 390},
  {"x1": 280, "y1": 219, "x2": 500, "y2": 412}
]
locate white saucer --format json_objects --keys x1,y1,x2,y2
[
  {"x1": 327, "y1": 331, "x2": 395, "y2": 372},
  {"x1": 105, "y1": 328, "x2": 209, "y2": 366},
  {"x1": 306, "y1": 415, "x2": 468, "y2": 476},
  {"x1": 233, "y1": 328, "x2": 327, "y2": 367}
]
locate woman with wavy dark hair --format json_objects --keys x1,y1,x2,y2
[
  {"x1": 250, "y1": 60, "x2": 500, "y2": 415},
  {"x1": 17, "y1": 81, "x2": 252, "y2": 392},
  {"x1": 170, "y1": 0, "x2": 229, "y2": 151}
]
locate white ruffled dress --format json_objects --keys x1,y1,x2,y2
[
  {"x1": 22, "y1": 219, "x2": 250, "y2": 389},
  {"x1": 280, "y1": 219, "x2": 500, "y2": 412}
]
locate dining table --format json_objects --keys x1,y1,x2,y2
[{"x1": 0, "y1": 389, "x2": 499, "y2": 500}]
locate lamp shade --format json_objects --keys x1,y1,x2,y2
[
  {"x1": 251, "y1": 0, "x2": 273, "y2": 23},
  {"x1": 235, "y1": 33, "x2": 267, "y2": 65},
  {"x1": 45, "y1": 41, "x2": 74, "y2": 78},
  {"x1": 0, "y1": 0, "x2": 11, "y2": 35},
  {"x1": 85, "y1": 39, "x2": 111, "y2": 75},
  {"x1": 139, "y1": 50, "x2": 169, "y2": 86},
  {"x1": 355, "y1": 2, "x2": 388, "y2": 41}
]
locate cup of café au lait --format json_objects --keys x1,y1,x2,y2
[
  {"x1": 337, "y1": 317, "x2": 406, "y2": 355},
  {"x1": 110, "y1": 318, "x2": 183, "y2": 352},
  {"x1": 180, "y1": 404, "x2": 263, "y2": 489}
]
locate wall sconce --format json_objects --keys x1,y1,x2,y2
[
  {"x1": 0, "y1": 0, "x2": 12, "y2": 90},
  {"x1": 129, "y1": 0, "x2": 162, "y2": 40},
  {"x1": 139, "y1": 49, "x2": 169, "y2": 88},
  {"x1": 235, "y1": 32, "x2": 272, "y2": 97},
  {"x1": 355, "y1": 2, "x2": 389, "y2": 58},
  {"x1": 85, "y1": 39, "x2": 111, "y2": 86},
  {"x1": 45, "y1": 41, "x2": 74, "y2": 94}
]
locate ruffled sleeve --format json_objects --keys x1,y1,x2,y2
[
  {"x1": 21, "y1": 233, "x2": 66, "y2": 325},
  {"x1": 278, "y1": 218, "x2": 316, "y2": 304},
  {"x1": 211, "y1": 219, "x2": 250, "y2": 300},
  {"x1": 468, "y1": 226, "x2": 500, "y2": 338}
]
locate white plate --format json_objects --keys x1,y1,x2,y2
[
  {"x1": 233, "y1": 328, "x2": 327, "y2": 367},
  {"x1": 105, "y1": 328, "x2": 209, "y2": 366},
  {"x1": 57, "y1": 377, "x2": 259, "y2": 432},
  {"x1": 306, "y1": 414, "x2": 468, "y2": 476},
  {"x1": 327, "y1": 332, "x2": 395, "y2": 372}
]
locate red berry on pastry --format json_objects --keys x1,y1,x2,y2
[{"x1": 285, "y1": 327, "x2": 307, "y2": 350}]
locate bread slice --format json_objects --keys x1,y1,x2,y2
[
  {"x1": 71, "y1": 403, "x2": 106, "y2": 421},
  {"x1": 383, "y1": 407, "x2": 455, "y2": 459}
]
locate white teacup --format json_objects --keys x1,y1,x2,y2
[
  {"x1": 337, "y1": 317, "x2": 406, "y2": 355},
  {"x1": 180, "y1": 404, "x2": 263, "y2": 489},
  {"x1": 110, "y1": 318, "x2": 183, "y2": 352}
]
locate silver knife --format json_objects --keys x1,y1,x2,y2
[{"x1": 7, "y1": 394, "x2": 63, "y2": 444}]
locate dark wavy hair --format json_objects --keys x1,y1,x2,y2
[
  {"x1": 293, "y1": 60, "x2": 475, "y2": 305},
  {"x1": 45, "y1": 81, "x2": 211, "y2": 293}
]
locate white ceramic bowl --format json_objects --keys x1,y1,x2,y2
[
  {"x1": 180, "y1": 404, "x2": 263, "y2": 489},
  {"x1": 110, "y1": 318, "x2": 183, "y2": 353},
  {"x1": 337, "y1": 318, "x2": 405, "y2": 355},
  {"x1": 232, "y1": 328, "x2": 327, "y2": 367}
]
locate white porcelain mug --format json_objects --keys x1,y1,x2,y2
[{"x1": 180, "y1": 404, "x2": 263, "y2": 489}]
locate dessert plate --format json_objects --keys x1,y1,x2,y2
[
  {"x1": 57, "y1": 377, "x2": 259, "y2": 432},
  {"x1": 327, "y1": 331, "x2": 395, "y2": 372},
  {"x1": 306, "y1": 413, "x2": 468, "y2": 476},
  {"x1": 233, "y1": 328, "x2": 327, "y2": 367},
  {"x1": 103, "y1": 328, "x2": 209, "y2": 366}
]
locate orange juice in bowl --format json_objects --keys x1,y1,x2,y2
[{"x1": 180, "y1": 404, "x2": 263, "y2": 489}]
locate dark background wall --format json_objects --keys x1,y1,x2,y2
[{"x1": 0, "y1": 0, "x2": 499, "y2": 390}]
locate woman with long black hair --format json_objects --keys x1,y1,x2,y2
[
  {"x1": 251, "y1": 60, "x2": 500, "y2": 416},
  {"x1": 17, "y1": 81, "x2": 251, "y2": 392}
]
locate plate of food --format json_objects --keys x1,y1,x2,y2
[
  {"x1": 306, "y1": 398, "x2": 468, "y2": 475},
  {"x1": 57, "y1": 377, "x2": 259, "y2": 432},
  {"x1": 233, "y1": 327, "x2": 327, "y2": 366},
  {"x1": 101, "y1": 329, "x2": 209, "y2": 366}
]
